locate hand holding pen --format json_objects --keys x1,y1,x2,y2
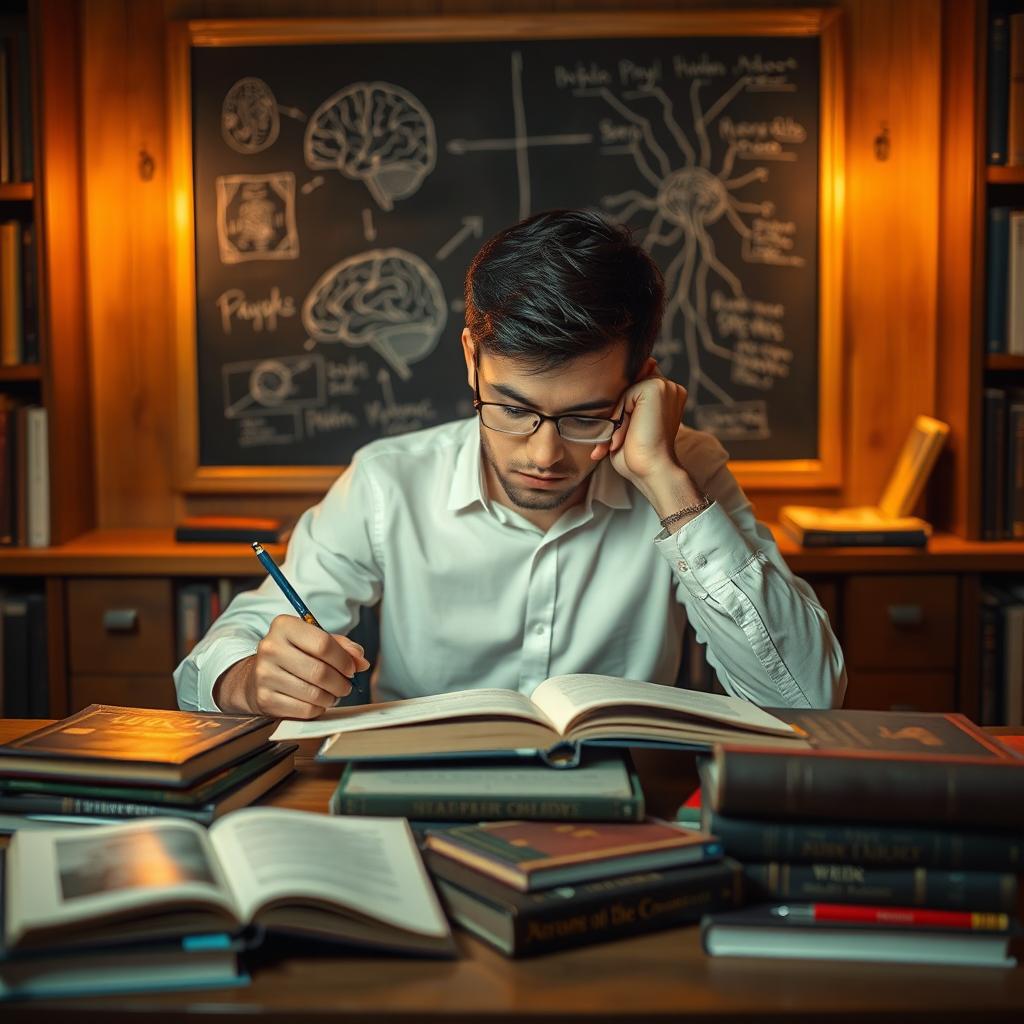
[{"x1": 244, "y1": 542, "x2": 370, "y2": 719}]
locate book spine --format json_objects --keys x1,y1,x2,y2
[
  {"x1": 25, "y1": 406, "x2": 48, "y2": 548},
  {"x1": 799, "y1": 530, "x2": 926, "y2": 548},
  {"x1": 1006, "y1": 400, "x2": 1024, "y2": 540},
  {"x1": 987, "y1": 206, "x2": 1010, "y2": 354},
  {"x1": 713, "y1": 751, "x2": 1024, "y2": 830},
  {"x1": 25, "y1": 591, "x2": 47, "y2": 718},
  {"x1": 708, "y1": 813, "x2": 1024, "y2": 872},
  {"x1": 336, "y1": 791, "x2": 645, "y2": 822},
  {"x1": 742, "y1": 862, "x2": 1018, "y2": 914},
  {"x1": 0, "y1": 793, "x2": 212, "y2": 824},
  {"x1": 1010, "y1": 14, "x2": 1024, "y2": 165},
  {"x1": 979, "y1": 592, "x2": 1002, "y2": 726},
  {"x1": 15, "y1": 29, "x2": 31, "y2": 182},
  {"x1": 19, "y1": 222, "x2": 37, "y2": 363},
  {"x1": 439, "y1": 861, "x2": 742, "y2": 957},
  {"x1": 1010, "y1": 213, "x2": 1024, "y2": 355},
  {"x1": 989, "y1": 15, "x2": 1010, "y2": 164},
  {"x1": 0, "y1": 405, "x2": 13, "y2": 545},
  {"x1": 983, "y1": 388, "x2": 1008, "y2": 540},
  {"x1": 0, "y1": 220, "x2": 21, "y2": 365},
  {"x1": 1, "y1": 596, "x2": 29, "y2": 717}
]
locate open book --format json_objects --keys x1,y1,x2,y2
[
  {"x1": 272, "y1": 674, "x2": 804, "y2": 763},
  {"x1": 5, "y1": 808, "x2": 453, "y2": 958}
]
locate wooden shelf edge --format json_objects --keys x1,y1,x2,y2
[
  {"x1": 985, "y1": 354, "x2": 1024, "y2": 370},
  {"x1": 0, "y1": 364, "x2": 43, "y2": 381},
  {"x1": 987, "y1": 165, "x2": 1024, "y2": 185}
]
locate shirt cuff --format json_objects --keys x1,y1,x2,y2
[
  {"x1": 193, "y1": 637, "x2": 260, "y2": 712},
  {"x1": 653, "y1": 500, "x2": 756, "y2": 599}
]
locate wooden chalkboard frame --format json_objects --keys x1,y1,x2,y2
[{"x1": 168, "y1": 10, "x2": 843, "y2": 494}]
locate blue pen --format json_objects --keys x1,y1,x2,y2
[{"x1": 251, "y1": 541, "x2": 362, "y2": 695}]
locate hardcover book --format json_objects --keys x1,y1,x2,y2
[
  {"x1": 0, "y1": 743, "x2": 297, "y2": 825},
  {"x1": 5, "y1": 808, "x2": 454, "y2": 958},
  {"x1": 329, "y1": 750, "x2": 644, "y2": 822},
  {"x1": 273, "y1": 674, "x2": 803, "y2": 762},
  {"x1": 427, "y1": 850, "x2": 742, "y2": 957},
  {"x1": 700, "y1": 905, "x2": 1018, "y2": 968},
  {"x1": 704, "y1": 812, "x2": 1024, "y2": 873},
  {"x1": 0, "y1": 705, "x2": 276, "y2": 788},
  {"x1": 701, "y1": 708, "x2": 1024, "y2": 829},
  {"x1": 423, "y1": 819, "x2": 721, "y2": 892}
]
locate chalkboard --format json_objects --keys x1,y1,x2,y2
[{"x1": 171, "y1": 13, "x2": 842, "y2": 491}]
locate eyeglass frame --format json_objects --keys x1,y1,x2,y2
[{"x1": 471, "y1": 347, "x2": 628, "y2": 444}]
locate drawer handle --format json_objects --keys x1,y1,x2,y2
[
  {"x1": 103, "y1": 609, "x2": 139, "y2": 633},
  {"x1": 887, "y1": 604, "x2": 924, "y2": 627}
]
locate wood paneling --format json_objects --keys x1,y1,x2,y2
[{"x1": 79, "y1": 0, "x2": 949, "y2": 527}]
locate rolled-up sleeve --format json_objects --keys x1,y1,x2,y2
[
  {"x1": 173, "y1": 453, "x2": 385, "y2": 712},
  {"x1": 656, "y1": 428, "x2": 847, "y2": 709}
]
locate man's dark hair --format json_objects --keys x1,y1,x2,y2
[{"x1": 464, "y1": 209, "x2": 665, "y2": 380}]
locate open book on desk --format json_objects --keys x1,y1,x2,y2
[
  {"x1": 5, "y1": 808, "x2": 454, "y2": 958},
  {"x1": 272, "y1": 674, "x2": 805, "y2": 765}
]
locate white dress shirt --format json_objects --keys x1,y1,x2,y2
[{"x1": 173, "y1": 417, "x2": 846, "y2": 712}]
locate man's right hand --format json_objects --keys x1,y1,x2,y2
[{"x1": 213, "y1": 614, "x2": 371, "y2": 718}]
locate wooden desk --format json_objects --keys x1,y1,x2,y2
[{"x1": 3, "y1": 719, "x2": 1024, "y2": 1023}]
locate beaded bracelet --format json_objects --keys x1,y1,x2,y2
[{"x1": 659, "y1": 494, "x2": 713, "y2": 529}]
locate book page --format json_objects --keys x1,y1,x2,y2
[
  {"x1": 6, "y1": 819, "x2": 239, "y2": 949},
  {"x1": 271, "y1": 688, "x2": 552, "y2": 741},
  {"x1": 210, "y1": 807, "x2": 449, "y2": 938},
  {"x1": 531, "y1": 674, "x2": 798, "y2": 739}
]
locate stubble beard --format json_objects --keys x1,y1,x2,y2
[{"x1": 479, "y1": 429, "x2": 592, "y2": 511}]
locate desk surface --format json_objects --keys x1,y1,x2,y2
[{"x1": 3, "y1": 719, "x2": 1024, "y2": 1023}]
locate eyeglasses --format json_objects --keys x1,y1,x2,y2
[{"x1": 472, "y1": 350, "x2": 626, "y2": 444}]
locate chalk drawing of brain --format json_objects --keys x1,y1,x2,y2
[
  {"x1": 222, "y1": 77, "x2": 280, "y2": 154},
  {"x1": 302, "y1": 249, "x2": 446, "y2": 380},
  {"x1": 304, "y1": 82, "x2": 436, "y2": 211}
]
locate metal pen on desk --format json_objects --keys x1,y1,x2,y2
[{"x1": 251, "y1": 541, "x2": 363, "y2": 695}]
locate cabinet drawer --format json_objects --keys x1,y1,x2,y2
[
  {"x1": 70, "y1": 674, "x2": 179, "y2": 713},
  {"x1": 844, "y1": 671, "x2": 956, "y2": 713},
  {"x1": 843, "y1": 575, "x2": 958, "y2": 671},
  {"x1": 67, "y1": 579, "x2": 176, "y2": 675}
]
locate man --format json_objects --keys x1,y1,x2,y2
[{"x1": 174, "y1": 209, "x2": 846, "y2": 717}]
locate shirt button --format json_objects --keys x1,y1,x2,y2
[
  {"x1": 535, "y1": 624, "x2": 545, "y2": 635},
  {"x1": 695, "y1": 554, "x2": 708, "y2": 569},
  {"x1": 676, "y1": 560, "x2": 688, "y2": 572}
]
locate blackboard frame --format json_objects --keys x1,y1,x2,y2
[{"x1": 168, "y1": 10, "x2": 843, "y2": 494}]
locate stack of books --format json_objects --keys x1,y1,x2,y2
[
  {"x1": 0, "y1": 807, "x2": 454, "y2": 1000},
  {"x1": 697, "y1": 708, "x2": 1024, "y2": 968},
  {"x1": 421, "y1": 818, "x2": 742, "y2": 957},
  {"x1": 0, "y1": 704, "x2": 296, "y2": 829}
]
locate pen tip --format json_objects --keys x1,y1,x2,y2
[{"x1": 251, "y1": 541, "x2": 263, "y2": 554}]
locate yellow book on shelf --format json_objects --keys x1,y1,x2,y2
[
  {"x1": 779, "y1": 416, "x2": 950, "y2": 548},
  {"x1": 0, "y1": 219, "x2": 22, "y2": 366}
]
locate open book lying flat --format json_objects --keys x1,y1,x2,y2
[
  {"x1": 5, "y1": 808, "x2": 454, "y2": 958},
  {"x1": 272, "y1": 674, "x2": 806, "y2": 765}
]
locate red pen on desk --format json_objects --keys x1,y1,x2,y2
[{"x1": 770, "y1": 903, "x2": 1009, "y2": 931}]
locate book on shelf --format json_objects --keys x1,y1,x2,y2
[
  {"x1": 989, "y1": 14, "x2": 1010, "y2": 164},
  {"x1": 0, "y1": 220, "x2": 20, "y2": 366},
  {"x1": 741, "y1": 862, "x2": 1019, "y2": 914},
  {"x1": 174, "y1": 515, "x2": 286, "y2": 544},
  {"x1": 4, "y1": 808, "x2": 454, "y2": 958},
  {"x1": 987, "y1": 206, "x2": 1010, "y2": 353},
  {"x1": 0, "y1": 742, "x2": 298, "y2": 826},
  {"x1": 699, "y1": 708, "x2": 1024, "y2": 830},
  {"x1": 703, "y1": 812, "x2": 1024, "y2": 873},
  {"x1": 0, "y1": 590, "x2": 46, "y2": 719},
  {"x1": 777, "y1": 506, "x2": 930, "y2": 548},
  {"x1": 1009, "y1": 211, "x2": 1024, "y2": 355},
  {"x1": 982, "y1": 387, "x2": 1024, "y2": 540},
  {"x1": 700, "y1": 904, "x2": 1018, "y2": 968},
  {"x1": 330, "y1": 749, "x2": 645, "y2": 822},
  {"x1": 980, "y1": 583, "x2": 1024, "y2": 727},
  {"x1": 1010, "y1": 13, "x2": 1024, "y2": 167},
  {"x1": 426, "y1": 849, "x2": 742, "y2": 957},
  {"x1": 423, "y1": 819, "x2": 722, "y2": 892},
  {"x1": 778, "y1": 415, "x2": 949, "y2": 548},
  {"x1": 272, "y1": 674, "x2": 803, "y2": 763},
  {"x1": 24, "y1": 406, "x2": 47, "y2": 549},
  {"x1": 0, "y1": 705, "x2": 276, "y2": 787}
]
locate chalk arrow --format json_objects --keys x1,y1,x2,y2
[
  {"x1": 447, "y1": 133, "x2": 592, "y2": 155},
  {"x1": 377, "y1": 368, "x2": 396, "y2": 408},
  {"x1": 278, "y1": 105, "x2": 307, "y2": 121},
  {"x1": 436, "y1": 216, "x2": 484, "y2": 261}
]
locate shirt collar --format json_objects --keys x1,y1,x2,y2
[{"x1": 447, "y1": 419, "x2": 632, "y2": 514}]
